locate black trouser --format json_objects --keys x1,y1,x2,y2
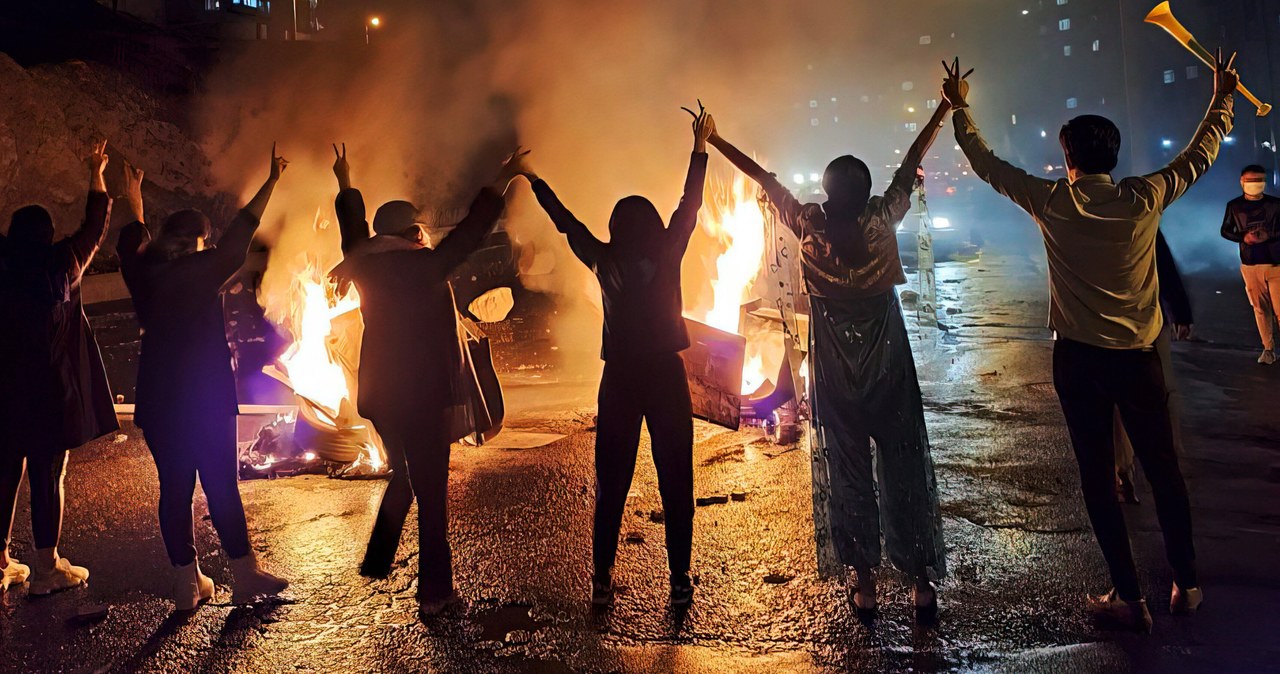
[
  {"x1": 143, "y1": 416, "x2": 251, "y2": 566},
  {"x1": 593, "y1": 353, "x2": 694, "y2": 579},
  {"x1": 1053, "y1": 338, "x2": 1197, "y2": 601},
  {"x1": 363, "y1": 409, "x2": 453, "y2": 602},
  {"x1": 0, "y1": 450, "x2": 69, "y2": 552}
]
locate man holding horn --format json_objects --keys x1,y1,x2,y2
[{"x1": 944, "y1": 50, "x2": 1238, "y2": 632}]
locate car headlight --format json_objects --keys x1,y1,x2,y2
[{"x1": 932, "y1": 217, "x2": 952, "y2": 230}]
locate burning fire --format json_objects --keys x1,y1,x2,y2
[
  {"x1": 685, "y1": 173, "x2": 770, "y2": 394},
  {"x1": 274, "y1": 264, "x2": 362, "y2": 420}
]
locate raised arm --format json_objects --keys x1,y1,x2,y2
[
  {"x1": 708, "y1": 129, "x2": 801, "y2": 234},
  {"x1": 431, "y1": 148, "x2": 524, "y2": 273},
  {"x1": 520, "y1": 151, "x2": 606, "y2": 268},
  {"x1": 210, "y1": 145, "x2": 288, "y2": 278},
  {"x1": 945, "y1": 60, "x2": 1054, "y2": 219},
  {"x1": 331, "y1": 143, "x2": 371, "y2": 254},
  {"x1": 667, "y1": 105, "x2": 712, "y2": 246},
  {"x1": 1145, "y1": 50, "x2": 1236, "y2": 209},
  {"x1": 63, "y1": 140, "x2": 113, "y2": 279}
]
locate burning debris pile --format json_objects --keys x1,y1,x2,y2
[{"x1": 681, "y1": 172, "x2": 809, "y2": 440}]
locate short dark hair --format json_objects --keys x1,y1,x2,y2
[
  {"x1": 1059, "y1": 115, "x2": 1121, "y2": 175},
  {"x1": 1241, "y1": 164, "x2": 1267, "y2": 176}
]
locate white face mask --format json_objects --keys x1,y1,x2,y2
[{"x1": 1244, "y1": 182, "x2": 1266, "y2": 197}]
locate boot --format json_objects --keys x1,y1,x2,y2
[
  {"x1": 28, "y1": 549, "x2": 88, "y2": 596},
  {"x1": 173, "y1": 561, "x2": 215, "y2": 611},
  {"x1": 1, "y1": 557, "x2": 30, "y2": 592},
  {"x1": 1170, "y1": 583, "x2": 1203, "y2": 615},
  {"x1": 229, "y1": 553, "x2": 288, "y2": 604}
]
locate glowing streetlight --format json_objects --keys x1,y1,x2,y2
[
  {"x1": 366, "y1": 16, "x2": 382, "y2": 44},
  {"x1": 370, "y1": 16, "x2": 381, "y2": 27}
]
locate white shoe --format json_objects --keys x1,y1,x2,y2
[
  {"x1": 173, "y1": 561, "x2": 216, "y2": 611},
  {"x1": 29, "y1": 555, "x2": 89, "y2": 596},
  {"x1": 229, "y1": 553, "x2": 288, "y2": 604},
  {"x1": 1, "y1": 558, "x2": 31, "y2": 592},
  {"x1": 1259, "y1": 350, "x2": 1277, "y2": 365},
  {"x1": 1170, "y1": 584, "x2": 1203, "y2": 615}
]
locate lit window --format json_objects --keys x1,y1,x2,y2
[
  {"x1": 205, "y1": 0, "x2": 219, "y2": 8},
  {"x1": 1064, "y1": 45, "x2": 1072, "y2": 56},
  {"x1": 905, "y1": 122, "x2": 919, "y2": 132},
  {"x1": 1186, "y1": 65, "x2": 1199, "y2": 79},
  {"x1": 920, "y1": 35, "x2": 932, "y2": 45},
  {"x1": 1011, "y1": 114, "x2": 1018, "y2": 125},
  {"x1": 926, "y1": 98, "x2": 938, "y2": 109},
  {"x1": 902, "y1": 81, "x2": 914, "y2": 91},
  {"x1": 1163, "y1": 69, "x2": 1175, "y2": 84},
  {"x1": 860, "y1": 95, "x2": 870, "y2": 103},
  {"x1": 830, "y1": 97, "x2": 838, "y2": 103},
  {"x1": 1059, "y1": 18, "x2": 1071, "y2": 30},
  {"x1": 1067, "y1": 97, "x2": 1078, "y2": 109},
  {"x1": 1092, "y1": 39, "x2": 1101, "y2": 51},
  {"x1": 1057, "y1": 0, "x2": 1068, "y2": 4},
  {"x1": 811, "y1": 118, "x2": 819, "y2": 126},
  {"x1": 809, "y1": 99, "x2": 818, "y2": 108},
  {"x1": 833, "y1": 116, "x2": 839, "y2": 123}
]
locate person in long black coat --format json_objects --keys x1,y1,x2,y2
[
  {"x1": 329, "y1": 146, "x2": 523, "y2": 620},
  {"x1": 0, "y1": 140, "x2": 117, "y2": 595},
  {"x1": 519, "y1": 111, "x2": 710, "y2": 607},
  {"x1": 117, "y1": 147, "x2": 290, "y2": 611}
]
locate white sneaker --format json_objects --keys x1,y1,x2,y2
[
  {"x1": 229, "y1": 553, "x2": 288, "y2": 604},
  {"x1": 173, "y1": 561, "x2": 216, "y2": 611},
  {"x1": 1259, "y1": 350, "x2": 1277, "y2": 365},
  {"x1": 1, "y1": 558, "x2": 31, "y2": 592},
  {"x1": 29, "y1": 556, "x2": 89, "y2": 596}
]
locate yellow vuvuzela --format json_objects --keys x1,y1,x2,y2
[{"x1": 1145, "y1": 1, "x2": 1271, "y2": 116}]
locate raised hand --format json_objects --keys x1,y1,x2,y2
[
  {"x1": 494, "y1": 146, "x2": 534, "y2": 192},
  {"x1": 332, "y1": 142, "x2": 350, "y2": 189},
  {"x1": 941, "y1": 57, "x2": 973, "y2": 109},
  {"x1": 88, "y1": 139, "x2": 109, "y2": 192},
  {"x1": 1214, "y1": 47, "x2": 1240, "y2": 99},
  {"x1": 122, "y1": 158, "x2": 145, "y2": 223},
  {"x1": 270, "y1": 142, "x2": 289, "y2": 181},
  {"x1": 682, "y1": 99, "x2": 712, "y2": 152}
]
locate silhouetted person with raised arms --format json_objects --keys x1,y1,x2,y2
[
  {"x1": 707, "y1": 89, "x2": 952, "y2": 624},
  {"x1": 945, "y1": 52, "x2": 1236, "y2": 632},
  {"x1": 0, "y1": 140, "x2": 117, "y2": 595},
  {"x1": 117, "y1": 146, "x2": 290, "y2": 611},
  {"x1": 515, "y1": 109, "x2": 710, "y2": 607},
  {"x1": 330, "y1": 145, "x2": 525, "y2": 620}
]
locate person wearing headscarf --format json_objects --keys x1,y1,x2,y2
[
  {"x1": 519, "y1": 111, "x2": 710, "y2": 607},
  {"x1": 709, "y1": 89, "x2": 953, "y2": 623},
  {"x1": 0, "y1": 140, "x2": 117, "y2": 595},
  {"x1": 116, "y1": 147, "x2": 290, "y2": 611}
]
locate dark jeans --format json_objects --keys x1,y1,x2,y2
[
  {"x1": 0, "y1": 450, "x2": 69, "y2": 551},
  {"x1": 143, "y1": 416, "x2": 251, "y2": 566},
  {"x1": 593, "y1": 353, "x2": 694, "y2": 579},
  {"x1": 1053, "y1": 338, "x2": 1197, "y2": 601},
  {"x1": 363, "y1": 410, "x2": 453, "y2": 602}
]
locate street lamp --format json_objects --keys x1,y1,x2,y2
[{"x1": 366, "y1": 16, "x2": 382, "y2": 44}]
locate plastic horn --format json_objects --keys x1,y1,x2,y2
[{"x1": 1145, "y1": 1, "x2": 1271, "y2": 116}]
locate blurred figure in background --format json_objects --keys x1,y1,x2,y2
[
  {"x1": 1221, "y1": 164, "x2": 1280, "y2": 365},
  {"x1": 117, "y1": 147, "x2": 290, "y2": 611},
  {"x1": 1113, "y1": 231, "x2": 1194, "y2": 505},
  {"x1": 0, "y1": 140, "x2": 117, "y2": 596}
]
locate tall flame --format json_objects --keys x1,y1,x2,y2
[
  {"x1": 273, "y1": 264, "x2": 362, "y2": 420},
  {"x1": 684, "y1": 173, "x2": 769, "y2": 394}
]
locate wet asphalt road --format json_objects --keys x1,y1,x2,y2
[{"x1": 0, "y1": 254, "x2": 1277, "y2": 674}]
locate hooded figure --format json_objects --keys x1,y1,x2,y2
[
  {"x1": 525, "y1": 117, "x2": 708, "y2": 607},
  {"x1": 708, "y1": 97, "x2": 953, "y2": 623},
  {"x1": 0, "y1": 158, "x2": 116, "y2": 596},
  {"x1": 327, "y1": 145, "x2": 514, "y2": 619}
]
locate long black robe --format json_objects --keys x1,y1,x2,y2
[{"x1": 0, "y1": 191, "x2": 118, "y2": 456}]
